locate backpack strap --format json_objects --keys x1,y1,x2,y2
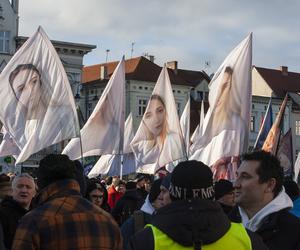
[{"x1": 133, "y1": 210, "x2": 145, "y2": 233}]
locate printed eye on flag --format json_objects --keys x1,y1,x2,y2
[
  {"x1": 63, "y1": 57, "x2": 125, "y2": 160},
  {"x1": 88, "y1": 113, "x2": 136, "y2": 178},
  {"x1": 0, "y1": 26, "x2": 79, "y2": 164},
  {"x1": 131, "y1": 66, "x2": 186, "y2": 174},
  {"x1": 190, "y1": 34, "x2": 252, "y2": 166}
]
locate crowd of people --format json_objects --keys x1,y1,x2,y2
[{"x1": 1, "y1": 150, "x2": 300, "y2": 249}]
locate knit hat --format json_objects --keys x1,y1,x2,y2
[
  {"x1": 161, "y1": 174, "x2": 172, "y2": 189},
  {"x1": 149, "y1": 178, "x2": 162, "y2": 203},
  {"x1": 214, "y1": 179, "x2": 234, "y2": 200},
  {"x1": 169, "y1": 160, "x2": 214, "y2": 201}
]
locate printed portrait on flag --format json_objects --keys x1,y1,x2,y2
[
  {"x1": 8, "y1": 63, "x2": 52, "y2": 141},
  {"x1": 0, "y1": 27, "x2": 79, "y2": 164},
  {"x1": 190, "y1": 34, "x2": 252, "y2": 167},
  {"x1": 131, "y1": 94, "x2": 183, "y2": 168}
]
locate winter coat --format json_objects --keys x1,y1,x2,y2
[
  {"x1": 128, "y1": 199, "x2": 267, "y2": 250},
  {"x1": 0, "y1": 196, "x2": 28, "y2": 249},
  {"x1": 230, "y1": 206, "x2": 300, "y2": 250},
  {"x1": 108, "y1": 185, "x2": 123, "y2": 209},
  {"x1": 112, "y1": 190, "x2": 143, "y2": 226},
  {"x1": 12, "y1": 179, "x2": 122, "y2": 250}
]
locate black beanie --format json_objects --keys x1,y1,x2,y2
[
  {"x1": 149, "y1": 178, "x2": 162, "y2": 203},
  {"x1": 169, "y1": 160, "x2": 214, "y2": 201},
  {"x1": 214, "y1": 179, "x2": 234, "y2": 200},
  {"x1": 37, "y1": 154, "x2": 76, "y2": 190}
]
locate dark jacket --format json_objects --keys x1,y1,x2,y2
[
  {"x1": 12, "y1": 179, "x2": 122, "y2": 250},
  {"x1": 0, "y1": 196, "x2": 28, "y2": 249},
  {"x1": 229, "y1": 206, "x2": 300, "y2": 250},
  {"x1": 121, "y1": 210, "x2": 152, "y2": 250},
  {"x1": 112, "y1": 190, "x2": 143, "y2": 225},
  {"x1": 128, "y1": 199, "x2": 267, "y2": 250}
]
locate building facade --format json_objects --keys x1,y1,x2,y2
[{"x1": 81, "y1": 56, "x2": 210, "y2": 131}]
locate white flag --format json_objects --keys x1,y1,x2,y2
[
  {"x1": 131, "y1": 66, "x2": 186, "y2": 174},
  {"x1": 0, "y1": 26, "x2": 79, "y2": 164},
  {"x1": 294, "y1": 153, "x2": 300, "y2": 182},
  {"x1": 190, "y1": 34, "x2": 252, "y2": 166},
  {"x1": 0, "y1": 127, "x2": 20, "y2": 158},
  {"x1": 180, "y1": 98, "x2": 190, "y2": 156},
  {"x1": 88, "y1": 113, "x2": 136, "y2": 177},
  {"x1": 63, "y1": 58, "x2": 125, "y2": 159},
  {"x1": 191, "y1": 100, "x2": 205, "y2": 144}
]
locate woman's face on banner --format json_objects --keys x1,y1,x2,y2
[
  {"x1": 144, "y1": 98, "x2": 166, "y2": 137},
  {"x1": 13, "y1": 69, "x2": 42, "y2": 112}
]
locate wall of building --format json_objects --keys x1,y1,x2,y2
[{"x1": 252, "y1": 68, "x2": 273, "y2": 97}]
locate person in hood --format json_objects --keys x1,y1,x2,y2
[
  {"x1": 0, "y1": 173, "x2": 36, "y2": 249},
  {"x1": 121, "y1": 178, "x2": 163, "y2": 249},
  {"x1": 112, "y1": 181, "x2": 144, "y2": 226},
  {"x1": 230, "y1": 150, "x2": 300, "y2": 250},
  {"x1": 128, "y1": 160, "x2": 267, "y2": 250}
]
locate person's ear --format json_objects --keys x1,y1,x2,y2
[{"x1": 265, "y1": 178, "x2": 276, "y2": 193}]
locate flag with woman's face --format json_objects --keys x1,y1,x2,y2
[
  {"x1": 130, "y1": 66, "x2": 186, "y2": 174},
  {"x1": 0, "y1": 26, "x2": 79, "y2": 164},
  {"x1": 190, "y1": 33, "x2": 252, "y2": 166}
]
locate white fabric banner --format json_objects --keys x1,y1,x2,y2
[
  {"x1": 0, "y1": 127, "x2": 20, "y2": 158},
  {"x1": 0, "y1": 26, "x2": 79, "y2": 164},
  {"x1": 180, "y1": 98, "x2": 190, "y2": 156},
  {"x1": 63, "y1": 57, "x2": 125, "y2": 160},
  {"x1": 190, "y1": 34, "x2": 252, "y2": 166},
  {"x1": 190, "y1": 100, "x2": 204, "y2": 146},
  {"x1": 131, "y1": 66, "x2": 186, "y2": 174},
  {"x1": 88, "y1": 113, "x2": 136, "y2": 177}
]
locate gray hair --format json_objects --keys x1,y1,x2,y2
[{"x1": 12, "y1": 173, "x2": 35, "y2": 189}]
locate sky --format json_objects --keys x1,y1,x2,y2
[{"x1": 18, "y1": 0, "x2": 300, "y2": 75}]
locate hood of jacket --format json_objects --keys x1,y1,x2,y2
[
  {"x1": 239, "y1": 188, "x2": 293, "y2": 232},
  {"x1": 151, "y1": 199, "x2": 230, "y2": 246},
  {"x1": 141, "y1": 195, "x2": 155, "y2": 215}
]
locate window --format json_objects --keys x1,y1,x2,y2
[
  {"x1": 0, "y1": 31, "x2": 10, "y2": 53},
  {"x1": 296, "y1": 121, "x2": 300, "y2": 136},
  {"x1": 250, "y1": 116, "x2": 255, "y2": 132},
  {"x1": 137, "y1": 98, "x2": 148, "y2": 116}
]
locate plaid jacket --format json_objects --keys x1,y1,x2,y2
[{"x1": 12, "y1": 179, "x2": 122, "y2": 250}]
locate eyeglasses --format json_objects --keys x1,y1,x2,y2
[{"x1": 91, "y1": 195, "x2": 103, "y2": 199}]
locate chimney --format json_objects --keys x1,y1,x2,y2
[
  {"x1": 149, "y1": 55, "x2": 155, "y2": 63},
  {"x1": 280, "y1": 66, "x2": 288, "y2": 76},
  {"x1": 11, "y1": 0, "x2": 19, "y2": 13},
  {"x1": 166, "y1": 61, "x2": 178, "y2": 74},
  {"x1": 100, "y1": 65, "x2": 108, "y2": 80}
]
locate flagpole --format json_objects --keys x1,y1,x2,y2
[
  {"x1": 120, "y1": 154, "x2": 124, "y2": 180},
  {"x1": 78, "y1": 133, "x2": 84, "y2": 167}
]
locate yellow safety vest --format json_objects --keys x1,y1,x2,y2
[{"x1": 147, "y1": 222, "x2": 252, "y2": 250}]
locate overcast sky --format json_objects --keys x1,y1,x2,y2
[{"x1": 18, "y1": 0, "x2": 300, "y2": 74}]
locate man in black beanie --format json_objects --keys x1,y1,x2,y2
[
  {"x1": 13, "y1": 154, "x2": 122, "y2": 250},
  {"x1": 128, "y1": 160, "x2": 267, "y2": 250},
  {"x1": 214, "y1": 179, "x2": 235, "y2": 215}
]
